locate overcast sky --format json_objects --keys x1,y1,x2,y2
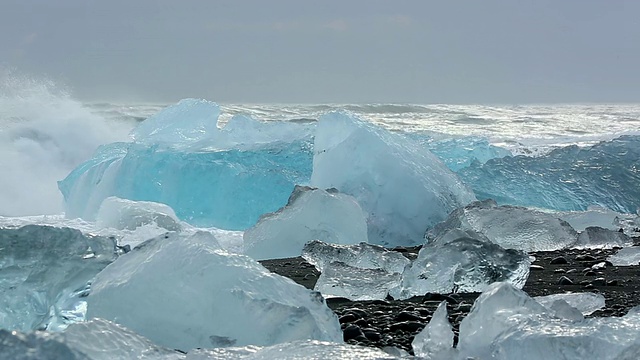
[{"x1": 2, "y1": 1, "x2": 639, "y2": 104}]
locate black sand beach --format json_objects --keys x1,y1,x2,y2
[{"x1": 261, "y1": 239, "x2": 640, "y2": 354}]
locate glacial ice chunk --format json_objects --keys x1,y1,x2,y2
[
  {"x1": 310, "y1": 111, "x2": 475, "y2": 247},
  {"x1": 574, "y1": 226, "x2": 634, "y2": 249},
  {"x1": 0, "y1": 225, "x2": 117, "y2": 332},
  {"x1": 96, "y1": 196, "x2": 181, "y2": 232},
  {"x1": 608, "y1": 247, "x2": 640, "y2": 266},
  {"x1": 301, "y1": 240, "x2": 410, "y2": 274},
  {"x1": 0, "y1": 329, "x2": 88, "y2": 360},
  {"x1": 426, "y1": 199, "x2": 578, "y2": 251},
  {"x1": 313, "y1": 262, "x2": 402, "y2": 301},
  {"x1": 411, "y1": 301, "x2": 455, "y2": 359},
  {"x1": 458, "y1": 135, "x2": 640, "y2": 214},
  {"x1": 557, "y1": 206, "x2": 629, "y2": 232},
  {"x1": 87, "y1": 232, "x2": 342, "y2": 351},
  {"x1": 391, "y1": 237, "x2": 530, "y2": 299},
  {"x1": 130, "y1": 98, "x2": 220, "y2": 145},
  {"x1": 412, "y1": 134, "x2": 511, "y2": 171},
  {"x1": 243, "y1": 186, "x2": 368, "y2": 260},
  {"x1": 534, "y1": 292, "x2": 606, "y2": 316}
]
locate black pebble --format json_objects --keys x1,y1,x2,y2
[
  {"x1": 558, "y1": 276, "x2": 574, "y2": 285},
  {"x1": 550, "y1": 256, "x2": 569, "y2": 264},
  {"x1": 343, "y1": 324, "x2": 364, "y2": 341}
]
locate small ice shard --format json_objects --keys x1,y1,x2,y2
[
  {"x1": 0, "y1": 329, "x2": 88, "y2": 360},
  {"x1": 557, "y1": 206, "x2": 628, "y2": 232},
  {"x1": 547, "y1": 300, "x2": 584, "y2": 321},
  {"x1": 244, "y1": 186, "x2": 368, "y2": 260},
  {"x1": 574, "y1": 226, "x2": 634, "y2": 249},
  {"x1": 313, "y1": 261, "x2": 402, "y2": 301},
  {"x1": 96, "y1": 196, "x2": 182, "y2": 232},
  {"x1": 391, "y1": 237, "x2": 530, "y2": 299},
  {"x1": 534, "y1": 292, "x2": 606, "y2": 315},
  {"x1": 301, "y1": 240, "x2": 410, "y2": 274},
  {"x1": 311, "y1": 111, "x2": 475, "y2": 247},
  {"x1": 608, "y1": 247, "x2": 640, "y2": 266},
  {"x1": 457, "y1": 282, "x2": 549, "y2": 358},
  {"x1": 412, "y1": 301, "x2": 455, "y2": 359},
  {"x1": 130, "y1": 98, "x2": 220, "y2": 145},
  {"x1": 63, "y1": 318, "x2": 184, "y2": 360},
  {"x1": 87, "y1": 232, "x2": 342, "y2": 351},
  {"x1": 0, "y1": 225, "x2": 117, "y2": 332},
  {"x1": 426, "y1": 199, "x2": 578, "y2": 251}
]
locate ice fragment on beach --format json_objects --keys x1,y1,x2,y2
[
  {"x1": 534, "y1": 292, "x2": 606, "y2": 316},
  {"x1": 608, "y1": 247, "x2": 640, "y2": 266},
  {"x1": 244, "y1": 186, "x2": 368, "y2": 260},
  {"x1": 0, "y1": 225, "x2": 117, "y2": 332},
  {"x1": 87, "y1": 232, "x2": 341, "y2": 351},
  {"x1": 391, "y1": 237, "x2": 530, "y2": 299},
  {"x1": 301, "y1": 240, "x2": 410, "y2": 274},
  {"x1": 313, "y1": 261, "x2": 403, "y2": 301},
  {"x1": 96, "y1": 196, "x2": 181, "y2": 232},
  {"x1": 557, "y1": 206, "x2": 628, "y2": 232},
  {"x1": 412, "y1": 301, "x2": 455, "y2": 359},
  {"x1": 427, "y1": 199, "x2": 578, "y2": 251},
  {"x1": 574, "y1": 226, "x2": 634, "y2": 249},
  {"x1": 311, "y1": 111, "x2": 475, "y2": 247}
]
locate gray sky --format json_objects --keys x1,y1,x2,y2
[{"x1": 2, "y1": 0, "x2": 639, "y2": 104}]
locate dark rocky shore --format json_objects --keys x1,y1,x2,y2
[{"x1": 260, "y1": 240, "x2": 640, "y2": 355}]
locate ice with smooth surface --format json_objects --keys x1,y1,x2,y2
[
  {"x1": 313, "y1": 262, "x2": 403, "y2": 301},
  {"x1": 391, "y1": 237, "x2": 530, "y2": 299},
  {"x1": 608, "y1": 247, "x2": 640, "y2": 266},
  {"x1": 534, "y1": 292, "x2": 606, "y2": 315},
  {"x1": 426, "y1": 199, "x2": 579, "y2": 251},
  {"x1": 411, "y1": 301, "x2": 455, "y2": 359},
  {"x1": 96, "y1": 196, "x2": 181, "y2": 232},
  {"x1": 557, "y1": 206, "x2": 630, "y2": 232},
  {"x1": 87, "y1": 232, "x2": 342, "y2": 351},
  {"x1": 574, "y1": 226, "x2": 634, "y2": 249},
  {"x1": 0, "y1": 225, "x2": 117, "y2": 332},
  {"x1": 310, "y1": 111, "x2": 476, "y2": 246},
  {"x1": 302, "y1": 240, "x2": 410, "y2": 274},
  {"x1": 59, "y1": 99, "x2": 314, "y2": 229},
  {"x1": 243, "y1": 186, "x2": 368, "y2": 260}
]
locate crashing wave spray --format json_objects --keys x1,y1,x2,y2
[{"x1": 0, "y1": 70, "x2": 133, "y2": 216}]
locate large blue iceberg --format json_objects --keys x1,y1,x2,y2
[
  {"x1": 59, "y1": 99, "x2": 313, "y2": 230},
  {"x1": 458, "y1": 135, "x2": 640, "y2": 213}
]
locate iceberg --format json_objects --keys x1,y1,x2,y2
[
  {"x1": 608, "y1": 247, "x2": 640, "y2": 266},
  {"x1": 86, "y1": 232, "x2": 342, "y2": 351},
  {"x1": 458, "y1": 135, "x2": 640, "y2": 213},
  {"x1": 574, "y1": 226, "x2": 634, "y2": 249},
  {"x1": 95, "y1": 196, "x2": 181, "y2": 232},
  {"x1": 534, "y1": 292, "x2": 606, "y2": 316},
  {"x1": 243, "y1": 186, "x2": 368, "y2": 260},
  {"x1": 411, "y1": 301, "x2": 455, "y2": 359},
  {"x1": 59, "y1": 102, "x2": 313, "y2": 229},
  {"x1": 0, "y1": 225, "x2": 117, "y2": 332},
  {"x1": 301, "y1": 240, "x2": 410, "y2": 274},
  {"x1": 426, "y1": 199, "x2": 578, "y2": 251},
  {"x1": 310, "y1": 111, "x2": 475, "y2": 247},
  {"x1": 313, "y1": 261, "x2": 403, "y2": 301},
  {"x1": 391, "y1": 237, "x2": 530, "y2": 299}
]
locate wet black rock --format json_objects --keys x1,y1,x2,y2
[
  {"x1": 550, "y1": 256, "x2": 569, "y2": 264},
  {"x1": 558, "y1": 276, "x2": 574, "y2": 285},
  {"x1": 343, "y1": 324, "x2": 365, "y2": 341}
]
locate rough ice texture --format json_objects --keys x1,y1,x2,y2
[
  {"x1": 0, "y1": 225, "x2": 117, "y2": 332},
  {"x1": 310, "y1": 111, "x2": 476, "y2": 247},
  {"x1": 96, "y1": 196, "x2": 181, "y2": 232},
  {"x1": 86, "y1": 232, "x2": 342, "y2": 351},
  {"x1": 534, "y1": 292, "x2": 606, "y2": 315},
  {"x1": 391, "y1": 237, "x2": 530, "y2": 299},
  {"x1": 412, "y1": 301, "x2": 455, "y2": 359},
  {"x1": 301, "y1": 240, "x2": 410, "y2": 274},
  {"x1": 63, "y1": 318, "x2": 184, "y2": 360},
  {"x1": 243, "y1": 186, "x2": 368, "y2": 260},
  {"x1": 313, "y1": 262, "x2": 403, "y2": 301},
  {"x1": 186, "y1": 340, "x2": 398, "y2": 360},
  {"x1": 0, "y1": 329, "x2": 89, "y2": 360},
  {"x1": 427, "y1": 199, "x2": 578, "y2": 252},
  {"x1": 574, "y1": 226, "x2": 634, "y2": 249},
  {"x1": 608, "y1": 247, "x2": 640, "y2": 266},
  {"x1": 458, "y1": 135, "x2": 640, "y2": 214}
]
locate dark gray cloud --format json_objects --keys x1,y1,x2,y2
[{"x1": 2, "y1": 0, "x2": 639, "y2": 103}]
